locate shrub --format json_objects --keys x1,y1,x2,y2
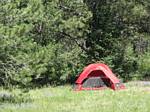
[{"x1": 0, "y1": 90, "x2": 32, "y2": 104}]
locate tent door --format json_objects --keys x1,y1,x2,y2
[{"x1": 82, "y1": 77, "x2": 106, "y2": 88}]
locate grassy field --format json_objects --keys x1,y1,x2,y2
[{"x1": 0, "y1": 82, "x2": 150, "y2": 112}]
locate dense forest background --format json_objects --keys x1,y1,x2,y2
[{"x1": 0, "y1": 0, "x2": 149, "y2": 88}]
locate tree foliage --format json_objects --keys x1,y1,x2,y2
[
  {"x1": 0, "y1": 0, "x2": 90, "y2": 87},
  {"x1": 83, "y1": 0, "x2": 150, "y2": 80},
  {"x1": 0, "y1": 0, "x2": 149, "y2": 88}
]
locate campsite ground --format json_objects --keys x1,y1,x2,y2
[{"x1": 0, "y1": 82, "x2": 150, "y2": 112}]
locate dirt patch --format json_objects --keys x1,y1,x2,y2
[
  {"x1": 126, "y1": 81, "x2": 150, "y2": 92},
  {"x1": 126, "y1": 81, "x2": 150, "y2": 87}
]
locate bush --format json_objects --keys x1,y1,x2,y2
[
  {"x1": 0, "y1": 90, "x2": 32, "y2": 104},
  {"x1": 138, "y1": 53, "x2": 150, "y2": 78}
]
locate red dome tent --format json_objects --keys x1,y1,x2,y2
[{"x1": 74, "y1": 63, "x2": 125, "y2": 91}]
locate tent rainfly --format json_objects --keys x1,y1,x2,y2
[{"x1": 74, "y1": 63, "x2": 125, "y2": 91}]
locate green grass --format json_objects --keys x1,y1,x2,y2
[{"x1": 0, "y1": 83, "x2": 150, "y2": 112}]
